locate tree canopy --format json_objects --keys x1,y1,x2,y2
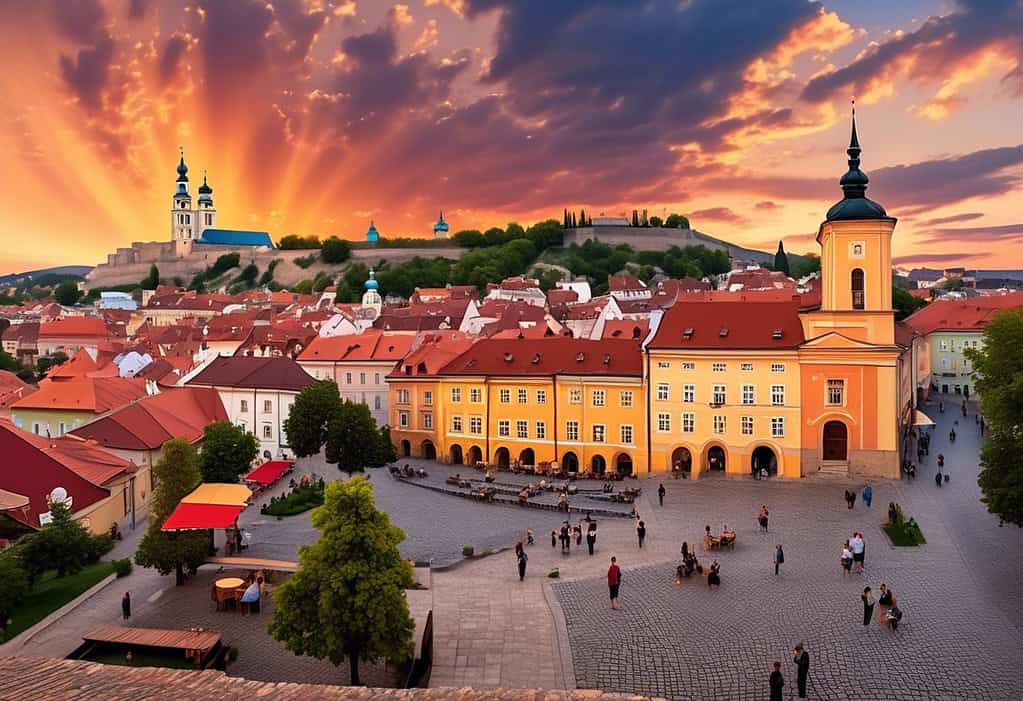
[
  {"x1": 54, "y1": 280, "x2": 82, "y2": 306},
  {"x1": 135, "y1": 439, "x2": 208, "y2": 584},
  {"x1": 268, "y1": 477, "x2": 415, "y2": 685},
  {"x1": 966, "y1": 309, "x2": 1023, "y2": 526},
  {"x1": 325, "y1": 401, "x2": 383, "y2": 473},
  {"x1": 0, "y1": 556, "x2": 29, "y2": 637},
  {"x1": 199, "y1": 420, "x2": 259, "y2": 482},
  {"x1": 141, "y1": 264, "x2": 160, "y2": 290},
  {"x1": 665, "y1": 213, "x2": 690, "y2": 229},
  {"x1": 17, "y1": 500, "x2": 112, "y2": 583},
  {"x1": 285, "y1": 380, "x2": 343, "y2": 457},
  {"x1": 321, "y1": 237, "x2": 352, "y2": 264},
  {"x1": 278, "y1": 234, "x2": 322, "y2": 250},
  {"x1": 892, "y1": 285, "x2": 927, "y2": 321}
]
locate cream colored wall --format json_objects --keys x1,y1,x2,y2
[
  {"x1": 215, "y1": 386, "x2": 297, "y2": 457},
  {"x1": 818, "y1": 218, "x2": 894, "y2": 313},
  {"x1": 10, "y1": 408, "x2": 96, "y2": 437}
]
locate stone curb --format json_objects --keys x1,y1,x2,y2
[
  {"x1": 0, "y1": 573, "x2": 118, "y2": 651},
  {"x1": 543, "y1": 579, "x2": 577, "y2": 691}
]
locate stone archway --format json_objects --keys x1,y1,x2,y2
[
  {"x1": 401, "y1": 440, "x2": 411, "y2": 457},
  {"x1": 467, "y1": 445, "x2": 483, "y2": 466},
  {"x1": 591, "y1": 454, "x2": 607, "y2": 476},
  {"x1": 519, "y1": 448, "x2": 535, "y2": 466},
  {"x1": 823, "y1": 421, "x2": 848, "y2": 461},
  {"x1": 751, "y1": 445, "x2": 777, "y2": 476},
  {"x1": 421, "y1": 440, "x2": 437, "y2": 460},
  {"x1": 561, "y1": 451, "x2": 579, "y2": 473},
  {"x1": 706, "y1": 445, "x2": 726, "y2": 472},
  {"x1": 449, "y1": 444, "x2": 463, "y2": 465},
  {"x1": 671, "y1": 447, "x2": 693, "y2": 474},
  {"x1": 615, "y1": 453, "x2": 633, "y2": 477},
  {"x1": 494, "y1": 447, "x2": 510, "y2": 469}
]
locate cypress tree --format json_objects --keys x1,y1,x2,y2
[
  {"x1": 580, "y1": 209, "x2": 587, "y2": 226},
  {"x1": 774, "y1": 241, "x2": 790, "y2": 276},
  {"x1": 632, "y1": 210, "x2": 639, "y2": 227},
  {"x1": 571, "y1": 212, "x2": 577, "y2": 228}
]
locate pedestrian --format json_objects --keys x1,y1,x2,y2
[
  {"x1": 861, "y1": 586, "x2": 875, "y2": 625},
  {"x1": 657, "y1": 483, "x2": 665, "y2": 507},
  {"x1": 637, "y1": 520, "x2": 646, "y2": 548},
  {"x1": 862, "y1": 484, "x2": 872, "y2": 508},
  {"x1": 551, "y1": 530, "x2": 557, "y2": 548},
  {"x1": 774, "y1": 544, "x2": 784, "y2": 576},
  {"x1": 758, "y1": 505, "x2": 769, "y2": 533},
  {"x1": 526, "y1": 529, "x2": 534, "y2": 546},
  {"x1": 707, "y1": 560, "x2": 721, "y2": 588},
  {"x1": 886, "y1": 604, "x2": 903, "y2": 631},
  {"x1": 792, "y1": 644, "x2": 809, "y2": 699},
  {"x1": 962, "y1": 400, "x2": 967, "y2": 417},
  {"x1": 769, "y1": 661, "x2": 784, "y2": 701},
  {"x1": 841, "y1": 542, "x2": 853, "y2": 576},
  {"x1": 938, "y1": 400, "x2": 944, "y2": 413},
  {"x1": 877, "y1": 584, "x2": 895, "y2": 625},
  {"x1": 121, "y1": 591, "x2": 131, "y2": 620},
  {"x1": 937, "y1": 453, "x2": 945, "y2": 469},
  {"x1": 980, "y1": 416, "x2": 986, "y2": 435},
  {"x1": 949, "y1": 428, "x2": 956, "y2": 443},
  {"x1": 607, "y1": 556, "x2": 622, "y2": 609},
  {"x1": 575, "y1": 524, "x2": 583, "y2": 547},
  {"x1": 935, "y1": 470, "x2": 943, "y2": 488},
  {"x1": 517, "y1": 544, "x2": 528, "y2": 582},
  {"x1": 850, "y1": 532, "x2": 865, "y2": 573},
  {"x1": 587, "y1": 522, "x2": 597, "y2": 555}
]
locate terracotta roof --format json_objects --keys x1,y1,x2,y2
[
  {"x1": 908, "y1": 288, "x2": 931, "y2": 299},
  {"x1": 133, "y1": 358, "x2": 182, "y2": 385},
  {"x1": 895, "y1": 320, "x2": 915, "y2": 348},
  {"x1": 186, "y1": 356, "x2": 314, "y2": 391},
  {"x1": 608, "y1": 275, "x2": 647, "y2": 292},
  {"x1": 145, "y1": 291, "x2": 232, "y2": 312},
  {"x1": 439, "y1": 337, "x2": 642, "y2": 377},
  {"x1": 648, "y1": 300, "x2": 805, "y2": 349},
  {"x1": 488, "y1": 276, "x2": 541, "y2": 291},
  {"x1": 0, "y1": 370, "x2": 35, "y2": 410},
  {"x1": 546, "y1": 288, "x2": 578, "y2": 305},
  {"x1": 903, "y1": 292, "x2": 1023, "y2": 335},
  {"x1": 70, "y1": 387, "x2": 227, "y2": 451},
  {"x1": 391, "y1": 332, "x2": 477, "y2": 377},
  {"x1": 0, "y1": 657, "x2": 654, "y2": 701},
  {"x1": 602, "y1": 319, "x2": 650, "y2": 340},
  {"x1": 39, "y1": 316, "x2": 108, "y2": 338},
  {"x1": 11, "y1": 376, "x2": 148, "y2": 413},
  {"x1": 46, "y1": 348, "x2": 119, "y2": 379},
  {"x1": 299, "y1": 330, "x2": 416, "y2": 363},
  {"x1": 476, "y1": 299, "x2": 546, "y2": 321},
  {"x1": 2, "y1": 322, "x2": 38, "y2": 342}
]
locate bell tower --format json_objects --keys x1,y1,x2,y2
[{"x1": 171, "y1": 147, "x2": 195, "y2": 241}]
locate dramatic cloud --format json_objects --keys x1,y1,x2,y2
[
  {"x1": 690, "y1": 207, "x2": 750, "y2": 226},
  {"x1": 893, "y1": 252, "x2": 988, "y2": 265},
  {"x1": 922, "y1": 223, "x2": 1023, "y2": 245},
  {"x1": 917, "y1": 212, "x2": 984, "y2": 227}
]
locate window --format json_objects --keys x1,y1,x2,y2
[
  {"x1": 569, "y1": 388, "x2": 582, "y2": 404},
  {"x1": 399, "y1": 411, "x2": 409, "y2": 428},
  {"x1": 826, "y1": 379, "x2": 845, "y2": 406},
  {"x1": 656, "y1": 383, "x2": 669, "y2": 401},
  {"x1": 771, "y1": 385, "x2": 785, "y2": 406},
  {"x1": 742, "y1": 384, "x2": 755, "y2": 405},
  {"x1": 498, "y1": 420, "x2": 510, "y2": 437},
  {"x1": 682, "y1": 413, "x2": 694, "y2": 433},
  {"x1": 58, "y1": 422, "x2": 66, "y2": 436},
  {"x1": 940, "y1": 358, "x2": 949, "y2": 370},
  {"x1": 683, "y1": 384, "x2": 695, "y2": 403},
  {"x1": 375, "y1": 396, "x2": 381, "y2": 410},
  {"x1": 740, "y1": 362, "x2": 753, "y2": 372},
  {"x1": 712, "y1": 362, "x2": 727, "y2": 373},
  {"x1": 681, "y1": 362, "x2": 696, "y2": 371},
  {"x1": 423, "y1": 391, "x2": 433, "y2": 406},
  {"x1": 470, "y1": 388, "x2": 482, "y2": 403},
  {"x1": 396, "y1": 389, "x2": 410, "y2": 405},
  {"x1": 451, "y1": 387, "x2": 462, "y2": 402},
  {"x1": 517, "y1": 389, "x2": 528, "y2": 404},
  {"x1": 452, "y1": 416, "x2": 463, "y2": 433},
  {"x1": 741, "y1": 416, "x2": 753, "y2": 435},
  {"x1": 620, "y1": 424, "x2": 633, "y2": 444},
  {"x1": 359, "y1": 372, "x2": 366, "y2": 385},
  {"x1": 851, "y1": 268, "x2": 865, "y2": 310},
  {"x1": 263, "y1": 424, "x2": 273, "y2": 439},
  {"x1": 517, "y1": 420, "x2": 528, "y2": 438},
  {"x1": 592, "y1": 424, "x2": 606, "y2": 443},
  {"x1": 536, "y1": 390, "x2": 547, "y2": 404},
  {"x1": 619, "y1": 390, "x2": 634, "y2": 407},
  {"x1": 423, "y1": 413, "x2": 433, "y2": 429},
  {"x1": 499, "y1": 389, "x2": 511, "y2": 403},
  {"x1": 657, "y1": 361, "x2": 671, "y2": 369},
  {"x1": 771, "y1": 417, "x2": 786, "y2": 437},
  {"x1": 345, "y1": 372, "x2": 352, "y2": 384},
  {"x1": 470, "y1": 416, "x2": 482, "y2": 434},
  {"x1": 592, "y1": 389, "x2": 606, "y2": 406},
  {"x1": 263, "y1": 400, "x2": 272, "y2": 414},
  {"x1": 712, "y1": 384, "x2": 726, "y2": 405},
  {"x1": 566, "y1": 421, "x2": 579, "y2": 441},
  {"x1": 375, "y1": 373, "x2": 381, "y2": 385},
  {"x1": 939, "y1": 340, "x2": 948, "y2": 351},
  {"x1": 536, "y1": 421, "x2": 546, "y2": 439},
  {"x1": 240, "y1": 400, "x2": 249, "y2": 413},
  {"x1": 713, "y1": 415, "x2": 726, "y2": 434},
  {"x1": 771, "y1": 363, "x2": 786, "y2": 373},
  {"x1": 657, "y1": 413, "x2": 671, "y2": 432}
]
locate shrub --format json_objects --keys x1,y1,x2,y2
[
  {"x1": 482, "y1": 548, "x2": 494, "y2": 556},
  {"x1": 260, "y1": 480, "x2": 325, "y2": 517},
  {"x1": 208, "y1": 253, "x2": 241, "y2": 277},
  {"x1": 278, "y1": 234, "x2": 322, "y2": 250},
  {"x1": 0, "y1": 556, "x2": 29, "y2": 629},
  {"x1": 294, "y1": 254, "x2": 318, "y2": 269},
  {"x1": 320, "y1": 236, "x2": 352, "y2": 264},
  {"x1": 112, "y1": 558, "x2": 132, "y2": 578},
  {"x1": 462, "y1": 545, "x2": 474, "y2": 558},
  {"x1": 293, "y1": 278, "x2": 314, "y2": 294}
]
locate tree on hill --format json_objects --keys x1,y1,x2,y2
[
  {"x1": 941, "y1": 277, "x2": 965, "y2": 290},
  {"x1": 665, "y1": 213, "x2": 689, "y2": 229},
  {"x1": 54, "y1": 280, "x2": 82, "y2": 306},
  {"x1": 321, "y1": 237, "x2": 352, "y2": 264},
  {"x1": 199, "y1": 420, "x2": 259, "y2": 483},
  {"x1": 774, "y1": 241, "x2": 790, "y2": 276},
  {"x1": 632, "y1": 210, "x2": 639, "y2": 227},
  {"x1": 278, "y1": 234, "x2": 322, "y2": 250},
  {"x1": 269, "y1": 477, "x2": 415, "y2": 686},
  {"x1": 579, "y1": 209, "x2": 587, "y2": 226},
  {"x1": 451, "y1": 229, "x2": 485, "y2": 248},
  {"x1": 563, "y1": 209, "x2": 570, "y2": 228},
  {"x1": 570, "y1": 211, "x2": 577, "y2": 228},
  {"x1": 966, "y1": 309, "x2": 1023, "y2": 526},
  {"x1": 141, "y1": 264, "x2": 160, "y2": 290},
  {"x1": 326, "y1": 401, "x2": 384, "y2": 473},
  {"x1": 649, "y1": 216, "x2": 663, "y2": 227},
  {"x1": 793, "y1": 253, "x2": 820, "y2": 278},
  {"x1": 135, "y1": 439, "x2": 208, "y2": 585},
  {"x1": 285, "y1": 380, "x2": 343, "y2": 457}
]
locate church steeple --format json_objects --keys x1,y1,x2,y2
[
  {"x1": 176, "y1": 146, "x2": 189, "y2": 183},
  {"x1": 825, "y1": 102, "x2": 886, "y2": 222}
]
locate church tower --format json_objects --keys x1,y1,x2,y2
[
  {"x1": 362, "y1": 269, "x2": 383, "y2": 319},
  {"x1": 196, "y1": 170, "x2": 217, "y2": 238},
  {"x1": 171, "y1": 147, "x2": 195, "y2": 241}
]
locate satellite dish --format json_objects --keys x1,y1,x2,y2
[{"x1": 50, "y1": 486, "x2": 68, "y2": 503}]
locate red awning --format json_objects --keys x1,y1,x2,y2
[
  {"x1": 161, "y1": 503, "x2": 244, "y2": 531},
  {"x1": 244, "y1": 460, "x2": 293, "y2": 486}
]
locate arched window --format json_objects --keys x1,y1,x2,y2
[{"x1": 851, "y1": 268, "x2": 865, "y2": 310}]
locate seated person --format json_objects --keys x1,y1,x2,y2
[
  {"x1": 704, "y1": 525, "x2": 720, "y2": 548},
  {"x1": 416, "y1": 466, "x2": 427, "y2": 477},
  {"x1": 240, "y1": 577, "x2": 261, "y2": 615},
  {"x1": 707, "y1": 561, "x2": 721, "y2": 587}
]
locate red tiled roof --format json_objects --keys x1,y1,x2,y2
[
  {"x1": 299, "y1": 330, "x2": 416, "y2": 363},
  {"x1": 648, "y1": 300, "x2": 805, "y2": 349},
  {"x1": 608, "y1": 275, "x2": 647, "y2": 292},
  {"x1": 602, "y1": 319, "x2": 650, "y2": 340},
  {"x1": 39, "y1": 316, "x2": 109, "y2": 338},
  {"x1": 70, "y1": 387, "x2": 227, "y2": 451},
  {"x1": 903, "y1": 292, "x2": 1023, "y2": 335},
  {"x1": 390, "y1": 333, "x2": 478, "y2": 377},
  {"x1": 908, "y1": 288, "x2": 931, "y2": 299},
  {"x1": 11, "y1": 376, "x2": 148, "y2": 413},
  {"x1": 186, "y1": 356, "x2": 314, "y2": 391},
  {"x1": 0, "y1": 371, "x2": 35, "y2": 410},
  {"x1": 546, "y1": 289, "x2": 578, "y2": 305},
  {"x1": 895, "y1": 321, "x2": 915, "y2": 348},
  {"x1": 438, "y1": 337, "x2": 642, "y2": 377},
  {"x1": 2, "y1": 322, "x2": 39, "y2": 342}
]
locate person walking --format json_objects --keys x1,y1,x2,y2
[
  {"x1": 121, "y1": 592, "x2": 131, "y2": 621},
  {"x1": 551, "y1": 530, "x2": 557, "y2": 548},
  {"x1": 586, "y1": 523, "x2": 597, "y2": 555},
  {"x1": 841, "y1": 542, "x2": 853, "y2": 576},
  {"x1": 657, "y1": 483, "x2": 665, "y2": 507},
  {"x1": 792, "y1": 644, "x2": 810, "y2": 699},
  {"x1": 607, "y1": 556, "x2": 622, "y2": 610},
  {"x1": 517, "y1": 544, "x2": 528, "y2": 582},
  {"x1": 637, "y1": 520, "x2": 646, "y2": 548},
  {"x1": 774, "y1": 544, "x2": 784, "y2": 576},
  {"x1": 862, "y1": 484, "x2": 872, "y2": 508},
  {"x1": 877, "y1": 584, "x2": 895, "y2": 625},
  {"x1": 850, "y1": 533, "x2": 865, "y2": 573},
  {"x1": 935, "y1": 470, "x2": 943, "y2": 488},
  {"x1": 758, "y1": 505, "x2": 770, "y2": 533},
  {"x1": 769, "y1": 661, "x2": 784, "y2": 701},
  {"x1": 861, "y1": 586, "x2": 875, "y2": 625}
]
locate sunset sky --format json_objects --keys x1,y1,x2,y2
[{"x1": 1, "y1": 0, "x2": 1021, "y2": 274}]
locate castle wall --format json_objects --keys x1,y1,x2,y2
[{"x1": 564, "y1": 226, "x2": 775, "y2": 264}]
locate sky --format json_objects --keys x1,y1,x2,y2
[{"x1": 0, "y1": 0, "x2": 1021, "y2": 274}]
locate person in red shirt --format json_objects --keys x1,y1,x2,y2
[{"x1": 607, "y1": 556, "x2": 622, "y2": 609}]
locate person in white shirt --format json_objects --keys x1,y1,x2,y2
[
  {"x1": 850, "y1": 533, "x2": 865, "y2": 573},
  {"x1": 841, "y1": 543, "x2": 853, "y2": 576}
]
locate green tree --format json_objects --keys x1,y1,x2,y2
[
  {"x1": 208, "y1": 253, "x2": 241, "y2": 277},
  {"x1": 135, "y1": 439, "x2": 208, "y2": 585},
  {"x1": 141, "y1": 264, "x2": 160, "y2": 290},
  {"x1": 54, "y1": 280, "x2": 82, "y2": 306},
  {"x1": 321, "y1": 237, "x2": 352, "y2": 264},
  {"x1": 236, "y1": 264, "x2": 259, "y2": 285},
  {"x1": 371, "y1": 425, "x2": 398, "y2": 467},
  {"x1": 892, "y1": 285, "x2": 927, "y2": 321},
  {"x1": 294, "y1": 279, "x2": 314, "y2": 295},
  {"x1": 632, "y1": 210, "x2": 639, "y2": 227},
  {"x1": 451, "y1": 229, "x2": 485, "y2": 248},
  {"x1": 278, "y1": 234, "x2": 322, "y2": 250},
  {"x1": 570, "y1": 211, "x2": 577, "y2": 228},
  {"x1": 505, "y1": 222, "x2": 526, "y2": 240},
  {"x1": 483, "y1": 227, "x2": 506, "y2": 246},
  {"x1": 325, "y1": 401, "x2": 381, "y2": 473},
  {"x1": 563, "y1": 209, "x2": 570, "y2": 228},
  {"x1": 966, "y1": 309, "x2": 1023, "y2": 526},
  {"x1": 18, "y1": 500, "x2": 112, "y2": 582},
  {"x1": 774, "y1": 241, "x2": 791, "y2": 276},
  {"x1": 941, "y1": 277, "x2": 965, "y2": 290},
  {"x1": 199, "y1": 420, "x2": 259, "y2": 483},
  {"x1": 649, "y1": 216, "x2": 663, "y2": 227},
  {"x1": 0, "y1": 556, "x2": 29, "y2": 639},
  {"x1": 579, "y1": 209, "x2": 587, "y2": 226},
  {"x1": 285, "y1": 381, "x2": 343, "y2": 457},
  {"x1": 793, "y1": 254, "x2": 821, "y2": 278},
  {"x1": 665, "y1": 213, "x2": 690, "y2": 229},
  {"x1": 268, "y1": 477, "x2": 415, "y2": 686},
  {"x1": 0, "y1": 347, "x2": 18, "y2": 372}
]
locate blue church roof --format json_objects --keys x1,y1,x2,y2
[
  {"x1": 196, "y1": 229, "x2": 274, "y2": 247},
  {"x1": 366, "y1": 221, "x2": 380, "y2": 242}
]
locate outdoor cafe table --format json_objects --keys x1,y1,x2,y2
[{"x1": 214, "y1": 577, "x2": 246, "y2": 606}]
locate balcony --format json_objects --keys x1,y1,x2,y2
[{"x1": 852, "y1": 290, "x2": 865, "y2": 309}]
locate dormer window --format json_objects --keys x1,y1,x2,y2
[
  {"x1": 719, "y1": 327, "x2": 729, "y2": 337},
  {"x1": 503, "y1": 352, "x2": 514, "y2": 363},
  {"x1": 772, "y1": 329, "x2": 783, "y2": 339},
  {"x1": 682, "y1": 327, "x2": 694, "y2": 339},
  {"x1": 576, "y1": 352, "x2": 585, "y2": 362}
]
